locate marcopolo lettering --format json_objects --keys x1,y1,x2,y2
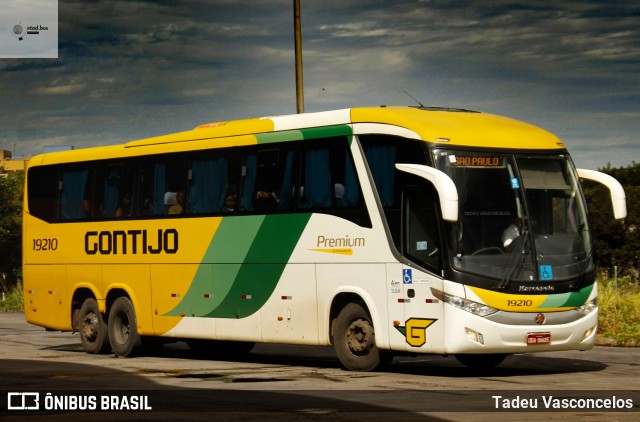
[{"x1": 85, "y1": 229, "x2": 179, "y2": 255}]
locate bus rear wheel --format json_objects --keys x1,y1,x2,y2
[
  {"x1": 108, "y1": 297, "x2": 142, "y2": 357},
  {"x1": 334, "y1": 303, "x2": 385, "y2": 372},
  {"x1": 78, "y1": 298, "x2": 110, "y2": 354}
]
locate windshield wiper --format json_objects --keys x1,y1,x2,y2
[{"x1": 498, "y1": 229, "x2": 530, "y2": 290}]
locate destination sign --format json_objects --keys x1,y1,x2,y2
[{"x1": 452, "y1": 156, "x2": 504, "y2": 167}]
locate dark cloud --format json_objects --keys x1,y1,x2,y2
[
  {"x1": 0, "y1": 59, "x2": 64, "y2": 72},
  {"x1": 0, "y1": 0, "x2": 638, "y2": 170}
]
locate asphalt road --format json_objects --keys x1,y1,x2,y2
[{"x1": 0, "y1": 311, "x2": 638, "y2": 421}]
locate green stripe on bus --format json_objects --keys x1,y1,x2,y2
[
  {"x1": 164, "y1": 217, "x2": 264, "y2": 317},
  {"x1": 301, "y1": 125, "x2": 352, "y2": 140},
  {"x1": 539, "y1": 284, "x2": 593, "y2": 309},
  {"x1": 255, "y1": 125, "x2": 352, "y2": 145},
  {"x1": 559, "y1": 284, "x2": 593, "y2": 308},
  {"x1": 206, "y1": 213, "x2": 310, "y2": 318},
  {"x1": 165, "y1": 213, "x2": 311, "y2": 319},
  {"x1": 256, "y1": 130, "x2": 303, "y2": 144},
  {"x1": 203, "y1": 216, "x2": 265, "y2": 263}
]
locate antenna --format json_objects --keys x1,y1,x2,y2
[
  {"x1": 403, "y1": 90, "x2": 424, "y2": 107},
  {"x1": 294, "y1": 0, "x2": 304, "y2": 113}
]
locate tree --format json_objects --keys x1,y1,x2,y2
[
  {"x1": 0, "y1": 172, "x2": 23, "y2": 292},
  {"x1": 582, "y1": 162, "x2": 639, "y2": 281}
]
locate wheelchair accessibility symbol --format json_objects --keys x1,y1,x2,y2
[
  {"x1": 403, "y1": 269, "x2": 412, "y2": 284},
  {"x1": 540, "y1": 265, "x2": 553, "y2": 280}
]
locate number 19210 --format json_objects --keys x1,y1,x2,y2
[
  {"x1": 507, "y1": 299, "x2": 532, "y2": 307},
  {"x1": 33, "y1": 238, "x2": 58, "y2": 251}
]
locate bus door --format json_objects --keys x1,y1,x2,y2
[{"x1": 398, "y1": 186, "x2": 445, "y2": 353}]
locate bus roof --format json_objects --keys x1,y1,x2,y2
[
  {"x1": 351, "y1": 106, "x2": 564, "y2": 150},
  {"x1": 32, "y1": 106, "x2": 565, "y2": 165}
]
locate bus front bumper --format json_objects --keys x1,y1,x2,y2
[{"x1": 443, "y1": 305, "x2": 598, "y2": 355}]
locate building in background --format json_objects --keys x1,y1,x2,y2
[
  {"x1": 0, "y1": 150, "x2": 31, "y2": 175},
  {"x1": 1, "y1": 146, "x2": 74, "y2": 176}
]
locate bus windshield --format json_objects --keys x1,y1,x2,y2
[{"x1": 433, "y1": 150, "x2": 592, "y2": 283}]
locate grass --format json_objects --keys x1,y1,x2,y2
[
  {"x1": 597, "y1": 277, "x2": 640, "y2": 346},
  {"x1": 1, "y1": 278, "x2": 639, "y2": 346},
  {"x1": 0, "y1": 282, "x2": 24, "y2": 312}
]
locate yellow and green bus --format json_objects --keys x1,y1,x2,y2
[{"x1": 23, "y1": 106, "x2": 626, "y2": 370}]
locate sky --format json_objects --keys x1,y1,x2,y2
[{"x1": 0, "y1": 0, "x2": 638, "y2": 170}]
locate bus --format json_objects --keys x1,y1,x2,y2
[{"x1": 23, "y1": 106, "x2": 627, "y2": 371}]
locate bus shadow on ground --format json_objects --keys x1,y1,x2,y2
[
  {"x1": 44, "y1": 339, "x2": 608, "y2": 377},
  {"x1": 138, "y1": 341, "x2": 608, "y2": 377},
  {"x1": 390, "y1": 353, "x2": 607, "y2": 377}
]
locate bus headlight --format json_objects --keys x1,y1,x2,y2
[
  {"x1": 431, "y1": 288, "x2": 498, "y2": 317},
  {"x1": 575, "y1": 298, "x2": 597, "y2": 316}
]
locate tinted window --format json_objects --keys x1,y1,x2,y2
[
  {"x1": 359, "y1": 135, "x2": 429, "y2": 248},
  {"x1": 138, "y1": 153, "x2": 186, "y2": 217},
  {"x1": 187, "y1": 149, "x2": 240, "y2": 215},
  {"x1": 60, "y1": 166, "x2": 90, "y2": 220},
  {"x1": 299, "y1": 137, "x2": 362, "y2": 210},
  {"x1": 90, "y1": 162, "x2": 136, "y2": 219},
  {"x1": 240, "y1": 146, "x2": 295, "y2": 212},
  {"x1": 26, "y1": 135, "x2": 371, "y2": 227},
  {"x1": 403, "y1": 185, "x2": 442, "y2": 274},
  {"x1": 27, "y1": 165, "x2": 58, "y2": 222}
]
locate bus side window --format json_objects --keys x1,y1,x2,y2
[
  {"x1": 85, "y1": 161, "x2": 136, "y2": 220},
  {"x1": 300, "y1": 145, "x2": 332, "y2": 209},
  {"x1": 299, "y1": 136, "x2": 362, "y2": 210},
  {"x1": 360, "y1": 134, "x2": 429, "y2": 209},
  {"x1": 364, "y1": 144, "x2": 396, "y2": 207},
  {"x1": 241, "y1": 147, "x2": 295, "y2": 212},
  {"x1": 296, "y1": 136, "x2": 369, "y2": 227},
  {"x1": 27, "y1": 165, "x2": 59, "y2": 223},
  {"x1": 359, "y1": 135, "x2": 430, "y2": 248},
  {"x1": 187, "y1": 156, "x2": 228, "y2": 214},
  {"x1": 138, "y1": 154, "x2": 186, "y2": 217},
  {"x1": 338, "y1": 146, "x2": 361, "y2": 208},
  {"x1": 402, "y1": 185, "x2": 442, "y2": 274},
  {"x1": 60, "y1": 168, "x2": 90, "y2": 220}
]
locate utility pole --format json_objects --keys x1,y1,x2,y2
[{"x1": 294, "y1": 0, "x2": 304, "y2": 113}]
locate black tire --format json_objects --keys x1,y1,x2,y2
[
  {"x1": 455, "y1": 353, "x2": 508, "y2": 368},
  {"x1": 78, "y1": 298, "x2": 110, "y2": 354},
  {"x1": 334, "y1": 302, "x2": 385, "y2": 371},
  {"x1": 108, "y1": 297, "x2": 142, "y2": 357}
]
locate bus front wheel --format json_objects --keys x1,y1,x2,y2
[
  {"x1": 78, "y1": 298, "x2": 110, "y2": 354},
  {"x1": 108, "y1": 297, "x2": 142, "y2": 357},
  {"x1": 334, "y1": 303, "x2": 386, "y2": 372}
]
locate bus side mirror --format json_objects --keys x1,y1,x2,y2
[
  {"x1": 577, "y1": 168, "x2": 627, "y2": 220},
  {"x1": 395, "y1": 163, "x2": 459, "y2": 222}
]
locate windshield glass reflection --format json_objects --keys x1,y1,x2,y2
[{"x1": 434, "y1": 150, "x2": 592, "y2": 283}]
